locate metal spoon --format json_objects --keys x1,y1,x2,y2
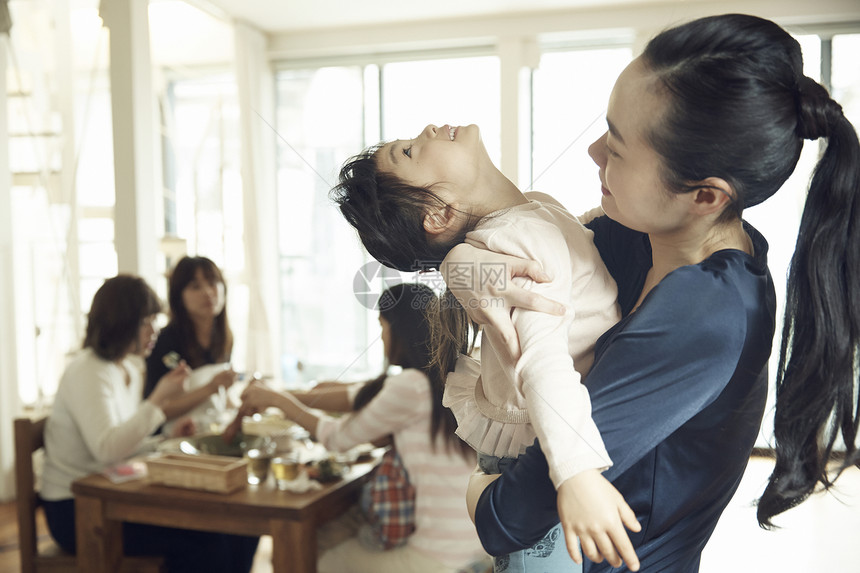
[{"x1": 179, "y1": 440, "x2": 202, "y2": 456}]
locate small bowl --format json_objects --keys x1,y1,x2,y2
[{"x1": 186, "y1": 432, "x2": 271, "y2": 458}]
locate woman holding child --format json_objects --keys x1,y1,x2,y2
[
  {"x1": 329, "y1": 12, "x2": 860, "y2": 573},
  {"x1": 452, "y1": 13, "x2": 860, "y2": 572}
]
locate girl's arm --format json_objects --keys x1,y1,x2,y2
[
  {"x1": 240, "y1": 382, "x2": 323, "y2": 437},
  {"x1": 240, "y1": 370, "x2": 425, "y2": 453},
  {"x1": 473, "y1": 216, "x2": 612, "y2": 486},
  {"x1": 476, "y1": 217, "x2": 639, "y2": 569},
  {"x1": 290, "y1": 382, "x2": 357, "y2": 413}
]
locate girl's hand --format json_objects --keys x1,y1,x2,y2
[
  {"x1": 441, "y1": 243, "x2": 565, "y2": 359},
  {"x1": 557, "y1": 469, "x2": 641, "y2": 571},
  {"x1": 148, "y1": 360, "x2": 190, "y2": 410},
  {"x1": 239, "y1": 382, "x2": 318, "y2": 435},
  {"x1": 238, "y1": 380, "x2": 283, "y2": 416}
]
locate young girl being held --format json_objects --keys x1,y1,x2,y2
[{"x1": 331, "y1": 123, "x2": 640, "y2": 571}]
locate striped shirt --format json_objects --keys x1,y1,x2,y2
[{"x1": 316, "y1": 369, "x2": 486, "y2": 569}]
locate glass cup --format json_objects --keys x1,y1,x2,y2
[
  {"x1": 271, "y1": 454, "x2": 301, "y2": 490},
  {"x1": 245, "y1": 448, "x2": 272, "y2": 485}
]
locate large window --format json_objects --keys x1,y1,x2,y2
[
  {"x1": 530, "y1": 45, "x2": 632, "y2": 214},
  {"x1": 381, "y1": 56, "x2": 501, "y2": 160},
  {"x1": 274, "y1": 55, "x2": 500, "y2": 386},
  {"x1": 275, "y1": 66, "x2": 369, "y2": 384},
  {"x1": 832, "y1": 34, "x2": 860, "y2": 127},
  {"x1": 7, "y1": 3, "x2": 115, "y2": 403},
  {"x1": 160, "y1": 73, "x2": 251, "y2": 371}
]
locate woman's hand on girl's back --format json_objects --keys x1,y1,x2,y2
[
  {"x1": 441, "y1": 243, "x2": 566, "y2": 359},
  {"x1": 557, "y1": 469, "x2": 641, "y2": 571},
  {"x1": 148, "y1": 360, "x2": 190, "y2": 410}
]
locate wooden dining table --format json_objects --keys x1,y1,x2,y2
[{"x1": 71, "y1": 456, "x2": 378, "y2": 573}]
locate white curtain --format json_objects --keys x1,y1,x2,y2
[
  {"x1": 0, "y1": 30, "x2": 23, "y2": 501},
  {"x1": 234, "y1": 21, "x2": 281, "y2": 378}
]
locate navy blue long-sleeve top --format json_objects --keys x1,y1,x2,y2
[{"x1": 474, "y1": 216, "x2": 776, "y2": 572}]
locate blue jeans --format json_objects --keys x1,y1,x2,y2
[{"x1": 477, "y1": 454, "x2": 582, "y2": 573}]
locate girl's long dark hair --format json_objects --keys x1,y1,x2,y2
[
  {"x1": 370, "y1": 283, "x2": 473, "y2": 459},
  {"x1": 643, "y1": 14, "x2": 860, "y2": 527},
  {"x1": 167, "y1": 256, "x2": 233, "y2": 368}
]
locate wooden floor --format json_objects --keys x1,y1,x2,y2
[
  {"x1": 0, "y1": 502, "x2": 57, "y2": 573},
  {"x1": 1, "y1": 457, "x2": 858, "y2": 572}
]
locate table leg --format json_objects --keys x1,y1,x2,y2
[
  {"x1": 271, "y1": 518, "x2": 316, "y2": 573},
  {"x1": 75, "y1": 495, "x2": 123, "y2": 573}
]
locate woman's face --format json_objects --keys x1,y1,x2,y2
[
  {"x1": 379, "y1": 314, "x2": 392, "y2": 363},
  {"x1": 132, "y1": 314, "x2": 158, "y2": 357},
  {"x1": 376, "y1": 123, "x2": 492, "y2": 204},
  {"x1": 181, "y1": 268, "x2": 226, "y2": 322},
  {"x1": 588, "y1": 57, "x2": 690, "y2": 235}
]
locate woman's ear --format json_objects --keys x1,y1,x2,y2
[
  {"x1": 423, "y1": 205, "x2": 457, "y2": 236},
  {"x1": 689, "y1": 177, "x2": 736, "y2": 216}
]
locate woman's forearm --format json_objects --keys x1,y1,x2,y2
[{"x1": 291, "y1": 384, "x2": 353, "y2": 412}]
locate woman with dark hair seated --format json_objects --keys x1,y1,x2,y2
[{"x1": 145, "y1": 256, "x2": 239, "y2": 431}]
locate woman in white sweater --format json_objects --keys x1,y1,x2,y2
[
  {"x1": 41, "y1": 274, "x2": 259, "y2": 573},
  {"x1": 239, "y1": 283, "x2": 489, "y2": 573}
]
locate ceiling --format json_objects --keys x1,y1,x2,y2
[{"x1": 197, "y1": 0, "x2": 657, "y2": 33}]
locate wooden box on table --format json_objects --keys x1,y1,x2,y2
[{"x1": 146, "y1": 454, "x2": 247, "y2": 493}]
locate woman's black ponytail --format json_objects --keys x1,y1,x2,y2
[{"x1": 760, "y1": 82, "x2": 860, "y2": 526}]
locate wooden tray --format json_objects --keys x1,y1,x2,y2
[{"x1": 147, "y1": 453, "x2": 247, "y2": 494}]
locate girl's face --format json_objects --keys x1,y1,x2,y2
[
  {"x1": 181, "y1": 268, "x2": 226, "y2": 322},
  {"x1": 376, "y1": 123, "x2": 492, "y2": 204},
  {"x1": 588, "y1": 57, "x2": 690, "y2": 235},
  {"x1": 132, "y1": 314, "x2": 158, "y2": 357},
  {"x1": 379, "y1": 314, "x2": 392, "y2": 362}
]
